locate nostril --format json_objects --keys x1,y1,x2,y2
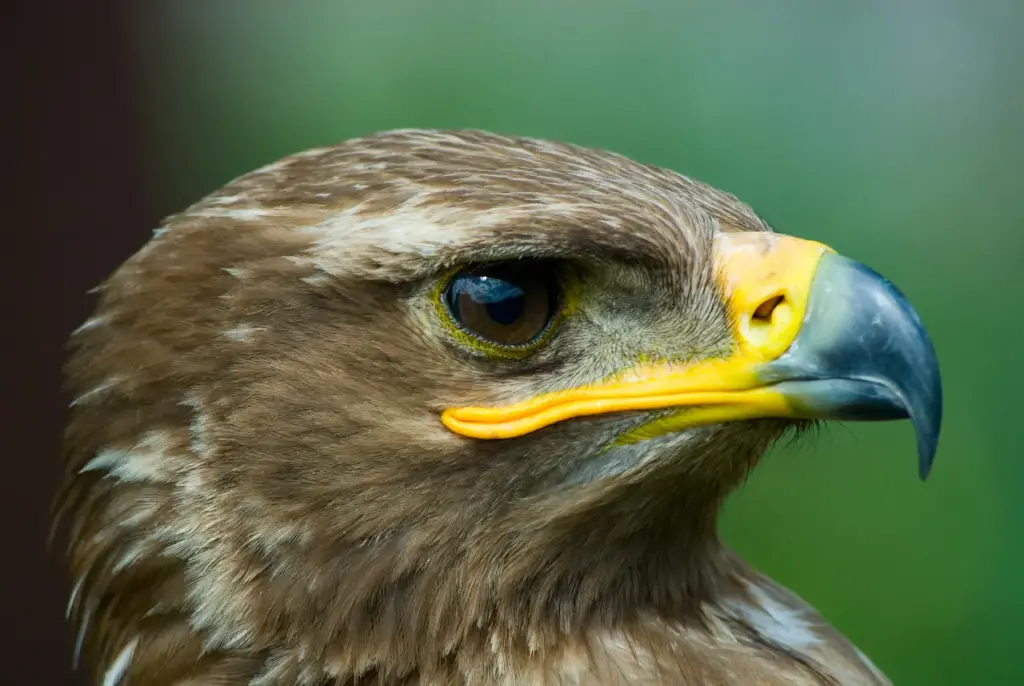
[{"x1": 753, "y1": 295, "x2": 784, "y2": 322}]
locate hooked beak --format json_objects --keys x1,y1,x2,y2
[{"x1": 441, "y1": 232, "x2": 942, "y2": 480}]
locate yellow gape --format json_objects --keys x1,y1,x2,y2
[{"x1": 441, "y1": 233, "x2": 833, "y2": 441}]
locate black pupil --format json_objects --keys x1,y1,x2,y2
[
  {"x1": 445, "y1": 266, "x2": 556, "y2": 347},
  {"x1": 481, "y1": 280, "x2": 524, "y2": 324},
  {"x1": 454, "y1": 276, "x2": 526, "y2": 324}
]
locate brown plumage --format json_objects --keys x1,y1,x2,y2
[{"x1": 55, "y1": 129, "x2": 940, "y2": 685}]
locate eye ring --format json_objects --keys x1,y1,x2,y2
[{"x1": 436, "y1": 262, "x2": 564, "y2": 356}]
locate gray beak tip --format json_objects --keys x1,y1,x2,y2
[
  {"x1": 769, "y1": 254, "x2": 943, "y2": 481},
  {"x1": 911, "y1": 376, "x2": 943, "y2": 481}
]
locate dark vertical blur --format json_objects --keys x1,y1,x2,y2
[{"x1": 6, "y1": 1, "x2": 152, "y2": 683}]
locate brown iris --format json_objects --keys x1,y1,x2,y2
[{"x1": 444, "y1": 264, "x2": 559, "y2": 347}]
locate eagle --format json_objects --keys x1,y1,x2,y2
[{"x1": 55, "y1": 129, "x2": 941, "y2": 686}]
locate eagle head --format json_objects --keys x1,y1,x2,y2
[{"x1": 56, "y1": 130, "x2": 940, "y2": 685}]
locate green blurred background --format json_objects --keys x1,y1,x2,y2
[{"x1": 135, "y1": 1, "x2": 1023, "y2": 683}]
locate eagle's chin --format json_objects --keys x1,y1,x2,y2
[{"x1": 553, "y1": 415, "x2": 800, "y2": 494}]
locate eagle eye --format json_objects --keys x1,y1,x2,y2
[{"x1": 441, "y1": 263, "x2": 561, "y2": 351}]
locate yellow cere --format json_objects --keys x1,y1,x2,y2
[{"x1": 440, "y1": 233, "x2": 833, "y2": 441}]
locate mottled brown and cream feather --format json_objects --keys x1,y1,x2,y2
[{"x1": 55, "y1": 129, "x2": 889, "y2": 685}]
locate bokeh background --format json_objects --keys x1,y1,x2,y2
[{"x1": 12, "y1": 1, "x2": 1022, "y2": 684}]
